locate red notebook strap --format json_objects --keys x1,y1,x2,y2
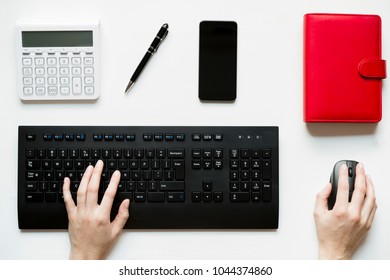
[{"x1": 358, "y1": 59, "x2": 387, "y2": 79}]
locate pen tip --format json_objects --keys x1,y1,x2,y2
[{"x1": 124, "y1": 81, "x2": 134, "y2": 94}]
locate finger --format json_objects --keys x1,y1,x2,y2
[
  {"x1": 334, "y1": 164, "x2": 349, "y2": 210},
  {"x1": 63, "y1": 177, "x2": 76, "y2": 214},
  {"x1": 314, "y1": 183, "x2": 332, "y2": 215},
  {"x1": 361, "y1": 175, "x2": 377, "y2": 222},
  {"x1": 86, "y1": 160, "x2": 104, "y2": 208},
  {"x1": 366, "y1": 201, "x2": 377, "y2": 230},
  {"x1": 112, "y1": 199, "x2": 130, "y2": 236},
  {"x1": 350, "y1": 163, "x2": 367, "y2": 213},
  {"x1": 100, "y1": 170, "x2": 121, "y2": 216},
  {"x1": 77, "y1": 164, "x2": 94, "y2": 209}
]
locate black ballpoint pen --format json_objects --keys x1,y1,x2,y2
[{"x1": 124, "y1": 23, "x2": 169, "y2": 93}]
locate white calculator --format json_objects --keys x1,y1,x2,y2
[{"x1": 16, "y1": 22, "x2": 100, "y2": 101}]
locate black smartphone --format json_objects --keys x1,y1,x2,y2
[{"x1": 199, "y1": 21, "x2": 237, "y2": 101}]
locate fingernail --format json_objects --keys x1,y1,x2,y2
[
  {"x1": 358, "y1": 162, "x2": 364, "y2": 169},
  {"x1": 341, "y1": 164, "x2": 348, "y2": 170},
  {"x1": 124, "y1": 199, "x2": 130, "y2": 209},
  {"x1": 96, "y1": 160, "x2": 103, "y2": 168},
  {"x1": 114, "y1": 170, "x2": 121, "y2": 177},
  {"x1": 64, "y1": 177, "x2": 70, "y2": 184}
]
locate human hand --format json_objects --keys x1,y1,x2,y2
[
  {"x1": 63, "y1": 160, "x2": 130, "y2": 260},
  {"x1": 314, "y1": 163, "x2": 377, "y2": 259}
]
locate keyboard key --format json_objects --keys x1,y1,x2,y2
[
  {"x1": 202, "y1": 181, "x2": 212, "y2": 191},
  {"x1": 115, "y1": 192, "x2": 133, "y2": 203},
  {"x1": 147, "y1": 192, "x2": 165, "y2": 202},
  {"x1": 25, "y1": 192, "x2": 44, "y2": 202},
  {"x1": 263, "y1": 149, "x2": 271, "y2": 158},
  {"x1": 176, "y1": 133, "x2": 185, "y2": 141},
  {"x1": 230, "y1": 192, "x2": 250, "y2": 202},
  {"x1": 165, "y1": 134, "x2": 174, "y2": 141},
  {"x1": 173, "y1": 160, "x2": 185, "y2": 180},
  {"x1": 192, "y1": 133, "x2": 201, "y2": 141},
  {"x1": 192, "y1": 192, "x2": 201, "y2": 202},
  {"x1": 251, "y1": 192, "x2": 261, "y2": 202},
  {"x1": 202, "y1": 192, "x2": 212, "y2": 202},
  {"x1": 263, "y1": 182, "x2": 272, "y2": 202},
  {"x1": 263, "y1": 160, "x2": 271, "y2": 180},
  {"x1": 159, "y1": 181, "x2": 185, "y2": 191},
  {"x1": 167, "y1": 192, "x2": 185, "y2": 202},
  {"x1": 45, "y1": 192, "x2": 57, "y2": 203},
  {"x1": 168, "y1": 149, "x2": 185, "y2": 158},
  {"x1": 134, "y1": 192, "x2": 146, "y2": 202},
  {"x1": 213, "y1": 192, "x2": 223, "y2": 202},
  {"x1": 25, "y1": 182, "x2": 37, "y2": 191}
]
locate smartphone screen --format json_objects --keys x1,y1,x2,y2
[{"x1": 199, "y1": 21, "x2": 237, "y2": 101}]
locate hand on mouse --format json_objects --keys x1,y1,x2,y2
[
  {"x1": 63, "y1": 160, "x2": 130, "y2": 259},
  {"x1": 314, "y1": 163, "x2": 377, "y2": 259}
]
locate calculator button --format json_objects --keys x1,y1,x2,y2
[
  {"x1": 35, "y1": 67, "x2": 45, "y2": 75},
  {"x1": 47, "y1": 67, "x2": 57, "y2": 75},
  {"x1": 72, "y1": 67, "x2": 82, "y2": 75},
  {"x1": 71, "y1": 57, "x2": 81, "y2": 65},
  {"x1": 84, "y1": 67, "x2": 94, "y2": 75},
  {"x1": 60, "y1": 77, "x2": 70, "y2": 85},
  {"x1": 35, "y1": 77, "x2": 45, "y2": 85},
  {"x1": 23, "y1": 67, "x2": 33, "y2": 76},
  {"x1": 59, "y1": 57, "x2": 69, "y2": 65},
  {"x1": 85, "y1": 86, "x2": 94, "y2": 95},
  {"x1": 22, "y1": 58, "x2": 32, "y2": 66},
  {"x1": 23, "y1": 77, "x2": 33, "y2": 85},
  {"x1": 84, "y1": 57, "x2": 94, "y2": 65},
  {"x1": 59, "y1": 67, "x2": 69, "y2": 75},
  {"x1": 72, "y1": 77, "x2": 82, "y2": 95},
  {"x1": 48, "y1": 86, "x2": 58, "y2": 95},
  {"x1": 47, "y1": 57, "x2": 57, "y2": 66},
  {"x1": 85, "y1": 76, "x2": 94, "y2": 85},
  {"x1": 60, "y1": 87, "x2": 70, "y2": 95},
  {"x1": 34, "y1": 57, "x2": 44, "y2": 66},
  {"x1": 23, "y1": 87, "x2": 33, "y2": 95},
  {"x1": 47, "y1": 77, "x2": 57, "y2": 85},
  {"x1": 36, "y1": 87, "x2": 45, "y2": 95}
]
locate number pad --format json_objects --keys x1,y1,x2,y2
[
  {"x1": 229, "y1": 148, "x2": 272, "y2": 203},
  {"x1": 20, "y1": 52, "x2": 96, "y2": 98}
]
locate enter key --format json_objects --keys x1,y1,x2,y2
[{"x1": 173, "y1": 160, "x2": 185, "y2": 180}]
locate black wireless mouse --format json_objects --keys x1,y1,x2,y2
[{"x1": 328, "y1": 160, "x2": 359, "y2": 210}]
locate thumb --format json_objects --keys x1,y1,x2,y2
[
  {"x1": 314, "y1": 183, "x2": 332, "y2": 214},
  {"x1": 112, "y1": 199, "x2": 130, "y2": 235}
]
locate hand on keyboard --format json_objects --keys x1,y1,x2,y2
[{"x1": 63, "y1": 160, "x2": 130, "y2": 259}]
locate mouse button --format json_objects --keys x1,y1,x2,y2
[
  {"x1": 348, "y1": 191, "x2": 353, "y2": 202},
  {"x1": 348, "y1": 177, "x2": 355, "y2": 192},
  {"x1": 348, "y1": 167, "x2": 353, "y2": 177}
]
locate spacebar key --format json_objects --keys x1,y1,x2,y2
[{"x1": 159, "y1": 181, "x2": 185, "y2": 191}]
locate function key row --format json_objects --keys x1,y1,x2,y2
[{"x1": 25, "y1": 132, "x2": 190, "y2": 142}]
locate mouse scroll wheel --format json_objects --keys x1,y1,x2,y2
[{"x1": 348, "y1": 167, "x2": 353, "y2": 177}]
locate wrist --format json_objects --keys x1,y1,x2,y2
[{"x1": 319, "y1": 245, "x2": 352, "y2": 260}]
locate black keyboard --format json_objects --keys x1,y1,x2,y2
[{"x1": 18, "y1": 126, "x2": 279, "y2": 229}]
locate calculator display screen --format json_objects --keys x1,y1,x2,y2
[{"x1": 22, "y1": 31, "x2": 93, "y2": 47}]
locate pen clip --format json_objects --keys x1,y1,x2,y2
[{"x1": 151, "y1": 24, "x2": 168, "y2": 53}]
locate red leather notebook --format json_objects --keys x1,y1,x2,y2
[{"x1": 304, "y1": 13, "x2": 386, "y2": 122}]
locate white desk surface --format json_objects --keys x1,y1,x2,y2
[{"x1": 0, "y1": 0, "x2": 389, "y2": 260}]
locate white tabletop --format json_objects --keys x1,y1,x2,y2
[{"x1": 0, "y1": 0, "x2": 389, "y2": 259}]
